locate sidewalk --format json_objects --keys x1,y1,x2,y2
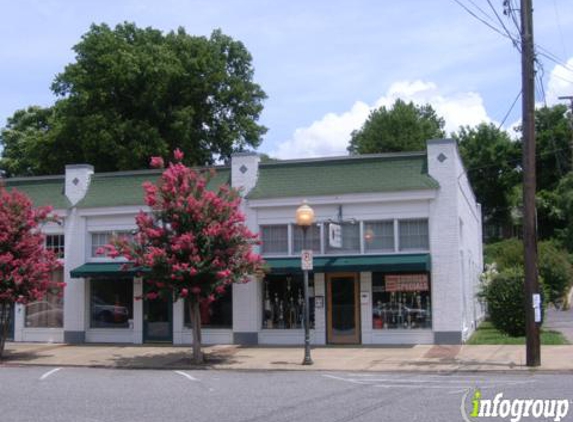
[{"x1": 2, "y1": 342, "x2": 572, "y2": 372}]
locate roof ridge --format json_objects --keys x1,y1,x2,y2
[
  {"x1": 258, "y1": 151, "x2": 427, "y2": 168},
  {"x1": 3, "y1": 174, "x2": 65, "y2": 183},
  {"x1": 91, "y1": 165, "x2": 230, "y2": 179}
]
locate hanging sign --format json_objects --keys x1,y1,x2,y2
[
  {"x1": 329, "y1": 223, "x2": 342, "y2": 248},
  {"x1": 301, "y1": 249, "x2": 313, "y2": 271}
]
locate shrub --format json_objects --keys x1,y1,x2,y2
[
  {"x1": 481, "y1": 268, "x2": 527, "y2": 336},
  {"x1": 485, "y1": 238, "x2": 573, "y2": 303}
]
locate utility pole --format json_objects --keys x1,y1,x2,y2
[
  {"x1": 521, "y1": 0, "x2": 541, "y2": 367},
  {"x1": 557, "y1": 95, "x2": 573, "y2": 168}
]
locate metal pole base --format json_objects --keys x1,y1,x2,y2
[{"x1": 302, "y1": 355, "x2": 313, "y2": 365}]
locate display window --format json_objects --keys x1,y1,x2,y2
[
  {"x1": 90, "y1": 278, "x2": 133, "y2": 328},
  {"x1": 262, "y1": 274, "x2": 314, "y2": 329},
  {"x1": 184, "y1": 287, "x2": 233, "y2": 329},
  {"x1": 25, "y1": 269, "x2": 64, "y2": 328},
  {"x1": 372, "y1": 272, "x2": 432, "y2": 330}
]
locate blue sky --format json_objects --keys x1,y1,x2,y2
[{"x1": 1, "y1": 0, "x2": 573, "y2": 159}]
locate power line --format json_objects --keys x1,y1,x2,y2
[
  {"x1": 552, "y1": 0, "x2": 569, "y2": 60},
  {"x1": 460, "y1": 145, "x2": 572, "y2": 177},
  {"x1": 452, "y1": 0, "x2": 514, "y2": 41},
  {"x1": 455, "y1": 0, "x2": 573, "y2": 78},
  {"x1": 487, "y1": 0, "x2": 521, "y2": 50},
  {"x1": 498, "y1": 90, "x2": 522, "y2": 131},
  {"x1": 535, "y1": 61, "x2": 547, "y2": 107},
  {"x1": 536, "y1": 46, "x2": 573, "y2": 74}
]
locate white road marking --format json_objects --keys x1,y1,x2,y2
[
  {"x1": 322, "y1": 373, "x2": 534, "y2": 390},
  {"x1": 322, "y1": 374, "x2": 368, "y2": 385},
  {"x1": 40, "y1": 367, "x2": 62, "y2": 380},
  {"x1": 174, "y1": 371, "x2": 199, "y2": 382}
]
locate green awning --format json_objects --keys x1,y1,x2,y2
[
  {"x1": 263, "y1": 254, "x2": 431, "y2": 274},
  {"x1": 70, "y1": 262, "x2": 148, "y2": 278}
]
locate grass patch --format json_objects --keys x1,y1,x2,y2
[{"x1": 467, "y1": 321, "x2": 570, "y2": 345}]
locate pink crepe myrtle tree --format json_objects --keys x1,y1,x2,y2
[
  {"x1": 102, "y1": 149, "x2": 264, "y2": 363},
  {"x1": 0, "y1": 186, "x2": 63, "y2": 359}
]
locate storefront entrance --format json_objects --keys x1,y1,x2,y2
[
  {"x1": 326, "y1": 273, "x2": 360, "y2": 344},
  {"x1": 143, "y1": 298, "x2": 172, "y2": 343}
]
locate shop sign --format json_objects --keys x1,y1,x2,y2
[
  {"x1": 329, "y1": 223, "x2": 342, "y2": 248},
  {"x1": 385, "y1": 274, "x2": 429, "y2": 292}
]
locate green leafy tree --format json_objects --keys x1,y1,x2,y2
[
  {"x1": 0, "y1": 23, "x2": 267, "y2": 176},
  {"x1": 484, "y1": 238, "x2": 573, "y2": 303},
  {"x1": 347, "y1": 99, "x2": 445, "y2": 154},
  {"x1": 0, "y1": 106, "x2": 58, "y2": 176},
  {"x1": 535, "y1": 104, "x2": 572, "y2": 192},
  {"x1": 554, "y1": 172, "x2": 573, "y2": 251},
  {"x1": 454, "y1": 123, "x2": 521, "y2": 235}
]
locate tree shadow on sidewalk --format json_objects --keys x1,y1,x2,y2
[
  {"x1": 0, "y1": 343, "x2": 65, "y2": 364},
  {"x1": 109, "y1": 347, "x2": 240, "y2": 369}
]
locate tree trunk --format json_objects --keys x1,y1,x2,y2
[
  {"x1": 0, "y1": 301, "x2": 12, "y2": 361},
  {"x1": 189, "y1": 299, "x2": 203, "y2": 364}
]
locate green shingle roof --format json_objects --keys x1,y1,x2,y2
[
  {"x1": 77, "y1": 167, "x2": 231, "y2": 208},
  {"x1": 3, "y1": 177, "x2": 70, "y2": 209},
  {"x1": 247, "y1": 153, "x2": 439, "y2": 200}
]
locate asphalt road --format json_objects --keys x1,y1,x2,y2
[{"x1": 0, "y1": 367, "x2": 572, "y2": 422}]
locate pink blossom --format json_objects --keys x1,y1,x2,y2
[
  {"x1": 150, "y1": 156, "x2": 165, "y2": 169},
  {"x1": 146, "y1": 292, "x2": 159, "y2": 300}
]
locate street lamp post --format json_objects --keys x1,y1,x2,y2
[{"x1": 296, "y1": 200, "x2": 314, "y2": 366}]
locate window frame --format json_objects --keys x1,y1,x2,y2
[
  {"x1": 398, "y1": 218, "x2": 429, "y2": 251},
  {"x1": 45, "y1": 234, "x2": 65, "y2": 259},
  {"x1": 89, "y1": 277, "x2": 134, "y2": 329},
  {"x1": 89, "y1": 230, "x2": 134, "y2": 259},
  {"x1": 363, "y1": 220, "x2": 395, "y2": 253},
  {"x1": 259, "y1": 224, "x2": 290, "y2": 256}
]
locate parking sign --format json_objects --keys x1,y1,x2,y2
[{"x1": 301, "y1": 249, "x2": 313, "y2": 270}]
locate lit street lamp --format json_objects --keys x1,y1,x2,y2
[{"x1": 296, "y1": 200, "x2": 315, "y2": 365}]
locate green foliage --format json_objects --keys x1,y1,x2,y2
[
  {"x1": 485, "y1": 238, "x2": 573, "y2": 303},
  {"x1": 481, "y1": 268, "x2": 527, "y2": 337},
  {"x1": 0, "y1": 23, "x2": 267, "y2": 176},
  {"x1": 0, "y1": 106, "x2": 58, "y2": 176},
  {"x1": 535, "y1": 105, "x2": 572, "y2": 192},
  {"x1": 454, "y1": 123, "x2": 521, "y2": 231},
  {"x1": 554, "y1": 172, "x2": 573, "y2": 251},
  {"x1": 467, "y1": 321, "x2": 569, "y2": 345},
  {"x1": 347, "y1": 99, "x2": 445, "y2": 154}
]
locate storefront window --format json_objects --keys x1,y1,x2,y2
[
  {"x1": 184, "y1": 287, "x2": 233, "y2": 329},
  {"x1": 260, "y1": 225, "x2": 289, "y2": 255},
  {"x1": 90, "y1": 278, "x2": 133, "y2": 328},
  {"x1": 292, "y1": 224, "x2": 321, "y2": 254},
  {"x1": 398, "y1": 219, "x2": 429, "y2": 250},
  {"x1": 262, "y1": 274, "x2": 314, "y2": 329},
  {"x1": 364, "y1": 221, "x2": 394, "y2": 252},
  {"x1": 25, "y1": 270, "x2": 64, "y2": 328},
  {"x1": 371, "y1": 272, "x2": 432, "y2": 330},
  {"x1": 324, "y1": 222, "x2": 360, "y2": 254}
]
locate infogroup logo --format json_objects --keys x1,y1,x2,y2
[{"x1": 461, "y1": 389, "x2": 570, "y2": 422}]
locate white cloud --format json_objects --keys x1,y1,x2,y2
[
  {"x1": 546, "y1": 57, "x2": 573, "y2": 105},
  {"x1": 272, "y1": 80, "x2": 492, "y2": 159}
]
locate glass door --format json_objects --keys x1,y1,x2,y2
[
  {"x1": 144, "y1": 297, "x2": 172, "y2": 343},
  {"x1": 327, "y1": 273, "x2": 360, "y2": 344}
]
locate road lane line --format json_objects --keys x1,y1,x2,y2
[
  {"x1": 40, "y1": 368, "x2": 62, "y2": 380},
  {"x1": 174, "y1": 371, "x2": 199, "y2": 382},
  {"x1": 322, "y1": 374, "x2": 369, "y2": 385}
]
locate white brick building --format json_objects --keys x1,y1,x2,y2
[{"x1": 7, "y1": 138, "x2": 484, "y2": 346}]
